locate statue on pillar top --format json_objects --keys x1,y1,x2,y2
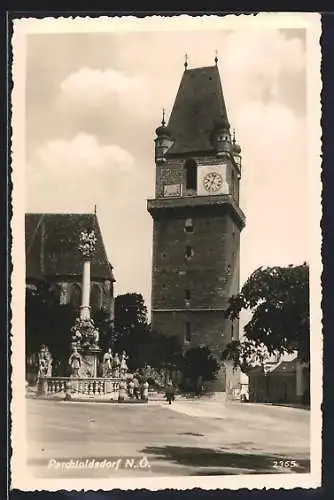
[{"x1": 78, "y1": 230, "x2": 97, "y2": 260}]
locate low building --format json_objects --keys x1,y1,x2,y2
[
  {"x1": 247, "y1": 352, "x2": 310, "y2": 406},
  {"x1": 25, "y1": 212, "x2": 115, "y2": 321}
]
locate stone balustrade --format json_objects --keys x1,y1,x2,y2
[
  {"x1": 38, "y1": 377, "x2": 122, "y2": 400},
  {"x1": 36, "y1": 377, "x2": 149, "y2": 402}
]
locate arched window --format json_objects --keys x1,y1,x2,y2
[
  {"x1": 70, "y1": 283, "x2": 81, "y2": 309},
  {"x1": 184, "y1": 159, "x2": 197, "y2": 191},
  {"x1": 91, "y1": 283, "x2": 101, "y2": 310}
]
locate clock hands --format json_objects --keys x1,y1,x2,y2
[{"x1": 204, "y1": 172, "x2": 222, "y2": 191}]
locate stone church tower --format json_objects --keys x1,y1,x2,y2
[{"x1": 147, "y1": 58, "x2": 246, "y2": 391}]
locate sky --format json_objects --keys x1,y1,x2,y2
[{"x1": 25, "y1": 25, "x2": 309, "y2": 316}]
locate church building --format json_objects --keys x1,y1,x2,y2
[
  {"x1": 25, "y1": 212, "x2": 115, "y2": 321},
  {"x1": 147, "y1": 57, "x2": 246, "y2": 391}
]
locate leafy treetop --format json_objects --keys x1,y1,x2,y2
[{"x1": 224, "y1": 263, "x2": 310, "y2": 363}]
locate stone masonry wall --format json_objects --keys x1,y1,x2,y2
[
  {"x1": 151, "y1": 211, "x2": 240, "y2": 351},
  {"x1": 156, "y1": 155, "x2": 240, "y2": 201}
]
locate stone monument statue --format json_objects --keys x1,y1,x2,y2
[
  {"x1": 69, "y1": 346, "x2": 82, "y2": 377},
  {"x1": 68, "y1": 229, "x2": 101, "y2": 378},
  {"x1": 120, "y1": 350, "x2": 128, "y2": 378},
  {"x1": 38, "y1": 345, "x2": 53, "y2": 377},
  {"x1": 102, "y1": 348, "x2": 113, "y2": 377},
  {"x1": 113, "y1": 353, "x2": 120, "y2": 378}
]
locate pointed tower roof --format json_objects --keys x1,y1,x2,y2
[{"x1": 167, "y1": 65, "x2": 229, "y2": 155}]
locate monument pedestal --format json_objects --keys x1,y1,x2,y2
[{"x1": 78, "y1": 348, "x2": 101, "y2": 378}]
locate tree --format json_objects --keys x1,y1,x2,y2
[
  {"x1": 222, "y1": 339, "x2": 269, "y2": 373},
  {"x1": 114, "y1": 293, "x2": 148, "y2": 334},
  {"x1": 180, "y1": 346, "x2": 220, "y2": 394},
  {"x1": 222, "y1": 263, "x2": 310, "y2": 368},
  {"x1": 25, "y1": 283, "x2": 77, "y2": 375},
  {"x1": 91, "y1": 307, "x2": 115, "y2": 353},
  {"x1": 112, "y1": 293, "x2": 150, "y2": 367}
]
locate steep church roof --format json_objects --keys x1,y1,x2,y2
[
  {"x1": 167, "y1": 65, "x2": 229, "y2": 155},
  {"x1": 25, "y1": 213, "x2": 115, "y2": 282}
]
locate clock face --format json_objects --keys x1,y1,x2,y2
[{"x1": 203, "y1": 172, "x2": 223, "y2": 192}]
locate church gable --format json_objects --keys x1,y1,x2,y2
[{"x1": 25, "y1": 213, "x2": 115, "y2": 282}]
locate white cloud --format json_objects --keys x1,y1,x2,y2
[
  {"x1": 26, "y1": 133, "x2": 135, "y2": 215},
  {"x1": 35, "y1": 132, "x2": 134, "y2": 173},
  {"x1": 60, "y1": 67, "x2": 151, "y2": 108},
  {"x1": 222, "y1": 30, "x2": 305, "y2": 105}
]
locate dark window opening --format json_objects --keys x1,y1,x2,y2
[
  {"x1": 185, "y1": 321, "x2": 191, "y2": 342},
  {"x1": 185, "y1": 246, "x2": 193, "y2": 259},
  {"x1": 185, "y1": 289, "x2": 191, "y2": 300},
  {"x1": 185, "y1": 218, "x2": 194, "y2": 233},
  {"x1": 184, "y1": 159, "x2": 197, "y2": 191},
  {"x1": 162, "y1": 283, "x2": 166, "y2": 288},
  {"x1": 231, "y1": 321, "x2": 234, "y2": 340}
]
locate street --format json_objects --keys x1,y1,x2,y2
[{"x1": 26, "y1": 398, "x2": 310, "y2": 478}]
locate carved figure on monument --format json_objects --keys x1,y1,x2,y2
[
  {"x1": 120, "y1": 351, "x2": 128, "y2": 377},
  {"x1": 69, "y1": 346, "x2": 82, "y2": 377},
  {"x1": 78, "y1": 230, "x2": 97, "y2": 260},
  {"x1": 103, "y1": 348, "x2": 113, "y2": 377},
  {"x1": 70, "y1": 317, "x2": 100, "y2": 350},
  {"x1": 113, "y1": 353, "x2": 120, "y2": 378},
  {"x1": 38, "y1": 345, "x2": 52, "y2": 377}
]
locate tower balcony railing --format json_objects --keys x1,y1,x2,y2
[{"x1": 147, "y1": 194, "x2": 246, "y2": 228}]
